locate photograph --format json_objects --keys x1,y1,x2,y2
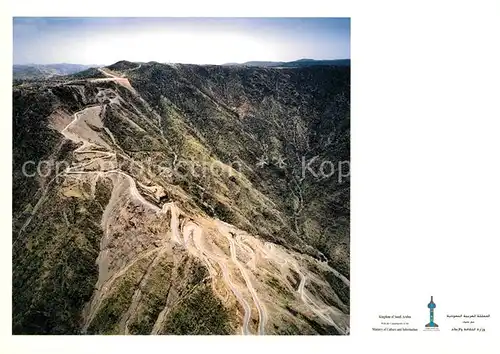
[{"x1": 11, "y1": 17, "x2": 351, "y2": 335}]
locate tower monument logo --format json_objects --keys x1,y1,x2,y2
[{"x1": 425, "y1": 296, "x2": 439, "y2": 328}]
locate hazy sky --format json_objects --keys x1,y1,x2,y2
[{"x1": 13, "y1": 17, "x2": 350, "y2": 65}]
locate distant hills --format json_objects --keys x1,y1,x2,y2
[
  {"x1": 223, "y1": 58, "x2": 351, "y2": 68},
  {"x1": 13, "y1": 59, "x2": 351, "y2": 80},
  {"x1": 13, "y1": 63, "x2": 102, "y2": 80}
]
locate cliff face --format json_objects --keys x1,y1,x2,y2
[{"x1": 12, "y1": 61, "x2": 350, "y2": 335}]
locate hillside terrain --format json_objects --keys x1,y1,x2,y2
[
  {"x1": 223, "y1": 59, "x2": 351, "y2": 68},
  {"x1": 12, "y1": 60, "x2": 350, "y2": 335},
  {"x1": 13, "y1": 64, "x2": 101, "y2": 80}
]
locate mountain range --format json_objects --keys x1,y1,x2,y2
[
  {"x1": 223, "y1": 58, "x2": 351, "y2": 68},
  {"x1": 13, "y1": 59, "x2": 350, "y2": 80},
  {"x1": 12, "y1": 60, "x2": 350, "y2": 335},
  {"x1": 13, "y1": 63, "x2": 103, "y2": 80}
]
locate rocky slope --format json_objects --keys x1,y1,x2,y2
[{"x1": 12, "y1": 61, "x2": 350, "y2": 335}]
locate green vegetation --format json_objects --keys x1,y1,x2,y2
[
  {"x1": 323, "y1": 270, "x2": 350, "y2": 308},
  {"x1": 265, "y1": 276, "x2": 294, "y2": 300},
  {"x1": 284, "y1": 305, "x2": 340, "y2": 335},
  {"x1": 12, "y1": 180, "x2": 111, "y2": 334},
  {"x1": 70, "y1": 67, "x2": 107, "y2": 79},
  {"x1": 287, "y1": 268, "x2": 301, "y2": 289},
  {"x1": 130, "y1": 63, "x2": 350, "y2": 277},
  {"x1": 87, "y1": 255, "x2": 155, "y2": 334},
  {"x1": 161, "y1": 283, "x2": 233, "y2": 335},
  {"x1": 128, "y1": 255, "x2": 174, "y2": 335},
  {"x1": 108, "y1": 60, "x2": 139, "y2": 71}
]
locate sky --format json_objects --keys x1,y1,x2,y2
[{"x1": 13, "y1": 17, "x2": 350, "y2": 65}]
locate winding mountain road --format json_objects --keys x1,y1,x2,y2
[
  {"x1": 188, "y1": 224, "x2": 253, "y2": 335},
  {"x1": 294, "y1": 265, "x2": 347, "y2": 335},
  {"x1": 50, "y1": 70, "x2": 350, "y2": 335},
  {"x1": 228, "y1": 236, "x2": 267, "y2": 335}
]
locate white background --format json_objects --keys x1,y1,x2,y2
[{"x1": 2, "y1": 0, "x2": 500, "y2": 353}]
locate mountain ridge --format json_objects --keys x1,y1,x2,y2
[
  {"x1": 223, "y1": 58, "x2": 351, "y2": 67},
  {"x1": 12, "y1": 60, "x2": 350, "y2": 335},
  {"x1": 13, "y1": 63, "x2": 103, "y2": 80}
]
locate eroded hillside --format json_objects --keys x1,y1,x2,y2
[{"x1": 12, "y1": 61, "x2": 350, "y2": 335}]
